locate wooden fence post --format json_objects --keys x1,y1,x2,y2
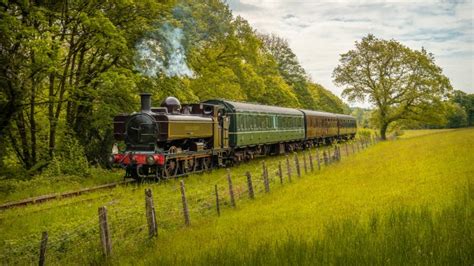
[
  {"x1": 98, "y1": 206, "x2": 112, "y2": 257},
  {"x1": 345, "y1": 142, "x2": 349, "y2": 157},
  {"x1": 323, "y1": 150, "x2": 329, "y2": 166},
  {"x1": 265, "y1": 164, "x2": 270, "y2": 192},
  {"x1": 264, "y1": 171, "x2": 270, "y2": 193},
  {"x1": 308, "y1": 151, "x2": 314, "y2": 171},
  {"x1": 286, "y1": 155, "x2": 292, "y2": 182},
  {"x1": 278, "y1": 161, "x2": 283, "y2": 184},
  {"x1": 262, "y1": 160, "x2": 266, "y2": 180},
  {"x1": 246, "y1": 171, "x2": 254, "y2": 199},
  {"x1": 303, "y1": 152, "x2": 308, "y2": 174},
  {"x1": 226, "y1": 168, "x2": 236, "y2": 208},
  {"x1": 180, "y1": 180, "x2": 190, "y2": 226},
  {"x1": 294, "y1": 153, "x2": 301, "y2": 177},
  {"x1": 39, "y1": 231, "x2": 48, "y2": 266},
  {"x1": 262, "y1": 161, "x2": 270, "y2": 193},
  {"x1": 316, "y1": 147, "x2": 321, "y2": 170},
  {"x1": 145, "y1": 188, "x2": 158, "y2": 237},
  {"x1": 215, "y1": 184, "x2": 220, "y2": 217}
]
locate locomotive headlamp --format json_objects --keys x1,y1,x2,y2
[{"x1": 146, "y1": 155, "x2": 155, "y2": 165}]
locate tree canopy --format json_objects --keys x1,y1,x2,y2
[
  {"x1": 0, "y1": 0, "x2": 347, "y2": 177},
  {"x1": 333, "y1": 34, "x2": 453, "y2": 139}
]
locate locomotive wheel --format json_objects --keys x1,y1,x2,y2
[
  {"x1": 164, "y1": 160, "x2": 177, "y2": 179},
  {"x1": 184, "y1": 158, "x2": 194, "y2": 174},
  {"x1": 193, "y1": 158, "x2": 198, "y2": 172},
  {"x1": 173, "y1": 160, "x2": 180, "y2": 176},
  {"x1": 203, "y1": 157, "x2": 211, "y2": 171}
]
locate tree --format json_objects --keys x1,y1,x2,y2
[
  {"x1": 445, "y1": 102, "x2": 468, "y2": 128},
  {"x1": 451, "y1": 90, "x2": 474, "y2": 126},
  {"x1": 333, "y1": 34, "x2": 452, "y2": 139},
  {"x1": 260, "y1": 33, "x2": 348, "y2": 112},
  {"x1": 1, "y1": 0, "x2": 171, "y2": 170}
]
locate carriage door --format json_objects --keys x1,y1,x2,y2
[{"x1": 221, "y1": 115, "x2": 230, "y2": 148}]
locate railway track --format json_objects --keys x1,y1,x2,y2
[{"x1": 0, "y1": 179, "x2": 136, "y2": 210}]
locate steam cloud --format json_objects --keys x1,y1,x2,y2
[{"x1": 135, "y1": 24, "x2": 194, "y2": 78}]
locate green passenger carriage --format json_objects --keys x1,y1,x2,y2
[{"x1": 204, "y1": 100, "x2": 305, "y2": 148}]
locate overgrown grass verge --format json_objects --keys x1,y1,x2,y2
[
  {"x1": 154, "y1": 185, "x2": 472, "y2": 265},
  {"x1": 0, "y1": 168, "x2": 123, "y2": 204}
]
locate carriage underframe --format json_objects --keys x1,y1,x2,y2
[{"x1": 124, "y1": 134, "x2": 355, "y2": 180}]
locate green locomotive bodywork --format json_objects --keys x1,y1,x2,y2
[{"x1": 205, "y1": 100, "x2": 305, "y2": 148}]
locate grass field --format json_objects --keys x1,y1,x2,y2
[
  {"x1": 397, "y1": 128, "x2": 456, "y2": 139},
  {"x1": 0, "y1": 129, "x2": 472, "y2": 265},
  {"x1": 0, "y1": 168, "x2": 123, "y2": 204}
]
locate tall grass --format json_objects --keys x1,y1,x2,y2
[
  {"x1": 173, "y1": 185, "x2": 472, "y2": 265},
  {"x1": 0, "y1": 168, "x2": 123, "y2": 203}
]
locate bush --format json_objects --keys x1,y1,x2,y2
[
  {"x1": 357, "y1": 128, "x2": 375, "y2": 139},
  {"x1": 44, "y1": 136, "x2": 91, "y2": 177}
]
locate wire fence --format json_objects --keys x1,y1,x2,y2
[{"x1": 0, "y1": 136, "x2": 378, "y2": 265}]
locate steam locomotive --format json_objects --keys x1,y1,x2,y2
[{"x1": 111, "y1": 93, "x2": 356, "y2": 179}]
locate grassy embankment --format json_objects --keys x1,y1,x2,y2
[
  {"x1": 0, "y1": 169, "x2": 123, "y2": 204},
  {"x1": 0, "y1": 129, "x2": 472, "y2": 265}
]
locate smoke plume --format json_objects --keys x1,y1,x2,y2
[{"x1": 135, "y1": 23, "x2": 194, "y2": 78}]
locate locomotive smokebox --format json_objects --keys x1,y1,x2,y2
[{"x1": 140, "y1": 93, "x2": 152, "y2": 112}]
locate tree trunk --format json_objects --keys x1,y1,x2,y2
[
  {"x1": 30, "y1": 80, "x2": 37, "y2": 165},
  {"x1": 15, "y1": 112, "x2": 32, "y2": 169},
  {"x1": 48, "y1": 73, "x2": 56, "y2": 158},
  {"x1": 380, "y1": 123, "x2": 388, "y2": 140}
]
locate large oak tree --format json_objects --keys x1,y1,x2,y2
[{"x1": 333, "y1": 34, "x2": 452, "y2": 139}]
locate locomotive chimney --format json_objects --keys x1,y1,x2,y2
[{"x1": 140, "y1": 93, "x2": 152, "y2": 112}]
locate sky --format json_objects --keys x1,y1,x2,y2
[{"x1": 226, "y1": 0, "x2": 474, "y2": 106}]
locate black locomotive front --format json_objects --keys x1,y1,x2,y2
[{"x1": 111, "y1": 93, "x2": 216, "y2": 179}]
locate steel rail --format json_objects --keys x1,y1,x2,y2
[{"x1": 0, "y1": 179, "x2": 136, "y2": 210}]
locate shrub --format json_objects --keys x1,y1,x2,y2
[{"x1": 43, "y1": 136, "x2": 91, "y2": 177}]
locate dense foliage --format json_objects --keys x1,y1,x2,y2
[
  {"x1": 0, "y1": 0, "x2": 347, "y2": 177},
  {"x1": 350, "y1": 89, "x2": 474, "y2": 131}
]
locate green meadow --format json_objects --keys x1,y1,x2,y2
[{"x1": 0, "y1": 129, "x2": 472, "y2": 265}]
